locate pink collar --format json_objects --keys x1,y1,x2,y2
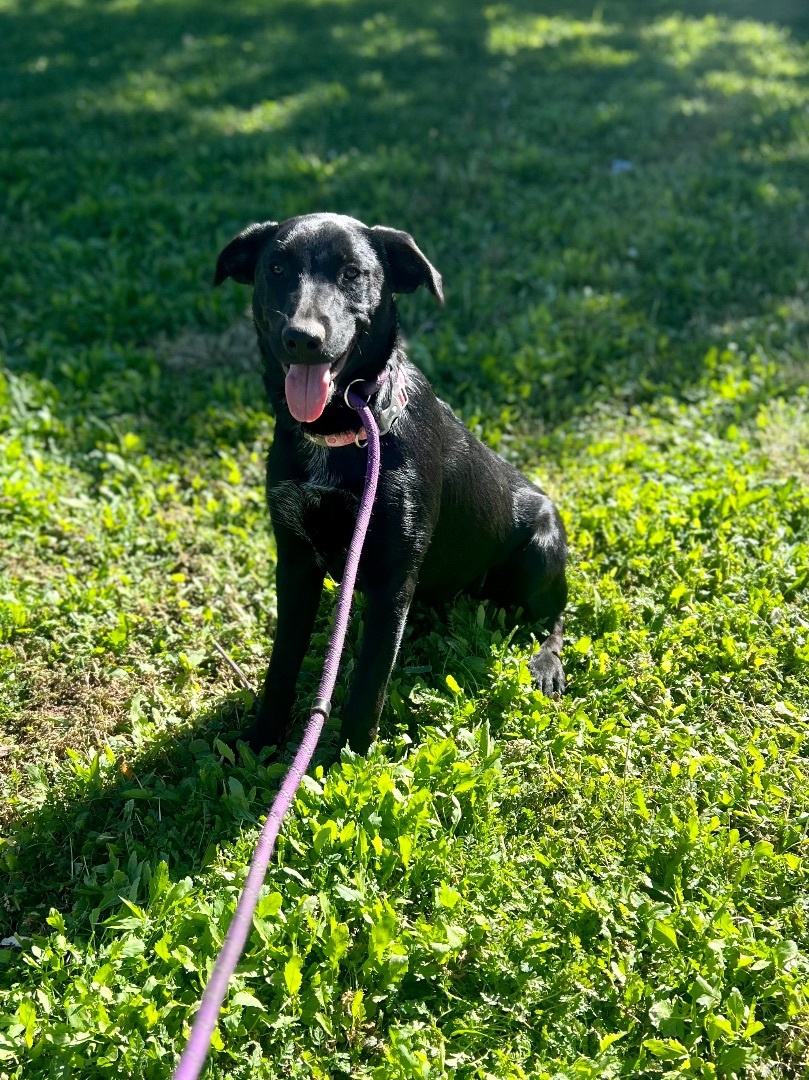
[{"x1": 302, "y1": 366, "x2": 409, "y2": 449}]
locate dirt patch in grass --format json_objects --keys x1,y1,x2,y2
[
  {"x1": 158, "y1": 313, "x2": 258, "y2": 374},
  {"x1": 0, "y1": 657, "x2": 133, "y2": 827},
  {"x1": 757, "y1": 397, "x2": 809, "y2": 485},
  {"x1": 2, "y1": 653, "x2": 130, "y2": 743}
]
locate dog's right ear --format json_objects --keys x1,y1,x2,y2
[
  {"x1": 214, "y1": 221, "x2": 279, "y2": 286},
  {"x1": 370, "y1": 226, "x2": 444, "y2": 304}
]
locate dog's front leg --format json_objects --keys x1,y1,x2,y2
[
  {"x1": 339, "y1": 574, "x2": 418, "y2": 755},
  {"x1": 248, "y1": 542, "x2": 325, "y2": 752}
]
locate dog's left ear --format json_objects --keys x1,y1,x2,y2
[
  {"x1": 214, "y1": 220, "x2": 279, "y2": 286},
  {"x1": 370, "y1": 226, "x2": 444, "y2": 304}
]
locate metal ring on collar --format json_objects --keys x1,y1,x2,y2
[
  {"x1": 343, "y1": 378, "x2": 367, "y2": 410},
  {"x1": 354, "y1": 429, "x2": 368, "y2": 449}
]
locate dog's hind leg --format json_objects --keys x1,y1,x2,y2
[
  {"x1": 527, "y1": 612, "x2": 566, "y2": 697},
  {"x1": 481, "y1": 493, "x2": 568, "y2": 697}
]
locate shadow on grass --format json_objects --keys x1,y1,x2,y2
[
  {"x1": 5, "y1": 692, "x2": 270, "y2": 938},
  {"x1": 2, "y1": 587, "x2": 533, "y2": 940},
  {"x1": 2, "y1": 0, "x2": 808, "y2": 449}
]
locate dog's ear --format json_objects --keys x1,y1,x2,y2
[
  {"x1": 370, "y1": 226, "x2": 444, "y2": 304},
  {"x1": 214, "y1": 221, "x2": 279, "y2": 286}
]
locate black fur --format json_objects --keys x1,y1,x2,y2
[{"x1": 214, "y1": 213, "x2": 567, "y2": 754}]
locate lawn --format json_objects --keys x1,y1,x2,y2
[{"x1": 1, "y1": 0, "x2": 809, "y2": 1076}]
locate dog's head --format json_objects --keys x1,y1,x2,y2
[{"x1": 214, "y1": 213, "x2": 442, "y2": 424}]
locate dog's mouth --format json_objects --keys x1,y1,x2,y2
[{"x1": 283, "y1": 344, "x2": 353, "y2": 424}]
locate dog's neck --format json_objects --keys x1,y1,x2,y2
[
  {"x1": 300, "y1": 363, "x2": 409, "y2": 449},
  {"x1": 261, "y1": 327, "x2": 405, "y2": 435}
]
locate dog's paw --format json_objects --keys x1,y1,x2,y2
[
  {"x1": 528, "y1": 648, "x2": 566, "y2": 698},
  {"x1": 337, "y1": 725, "x2": 376, "y2": 757},
  {"x1": 244, "y1": 713, "x2": 284, "y2": 756}
]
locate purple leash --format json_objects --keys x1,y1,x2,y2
[{"x1": 173, "y1": 374, "x2": 385, "y2": 1080}]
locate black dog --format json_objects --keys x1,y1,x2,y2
[{"x1": 214, "y1": 213, "x2": 567, "y2": 754}]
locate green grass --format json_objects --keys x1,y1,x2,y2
[{"x1": 2, "y1": 0, "x2": 809, "y2": 1076}]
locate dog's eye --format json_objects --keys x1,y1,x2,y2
[
  {"x1": 343, "y1": 266, "x2": 360, "y2": 280},
  {"x1": 271, "y1": 264, "x2": 284, "y2": 276}
]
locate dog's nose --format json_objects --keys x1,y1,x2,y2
[{"x1": 282, "y1": 322, "x2": 325, "y2": 357}]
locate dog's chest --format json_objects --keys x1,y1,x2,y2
[
  {"x1": 301, "y1": 442, "x2": 335, "y2": 488},
  {"x1": 268, "y1": 446, "x2": 359, "y2": 572}
]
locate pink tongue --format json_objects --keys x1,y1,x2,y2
[{"x1": 284, "y1": 363, "x2": 332, "y2": 422}]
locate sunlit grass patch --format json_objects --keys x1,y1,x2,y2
[
  {"x1": 195, "y1": 83, "x2": 349, "y2": 137},
  {"x1": 333, "y1": 12, "x2": 444, "y2": 58},
  {"x1": 484, "y1": 7, "x2": 618, "y2": 56},
  {"x1": 642, "y1": 14, "x2": 804, "y2": 74}
]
